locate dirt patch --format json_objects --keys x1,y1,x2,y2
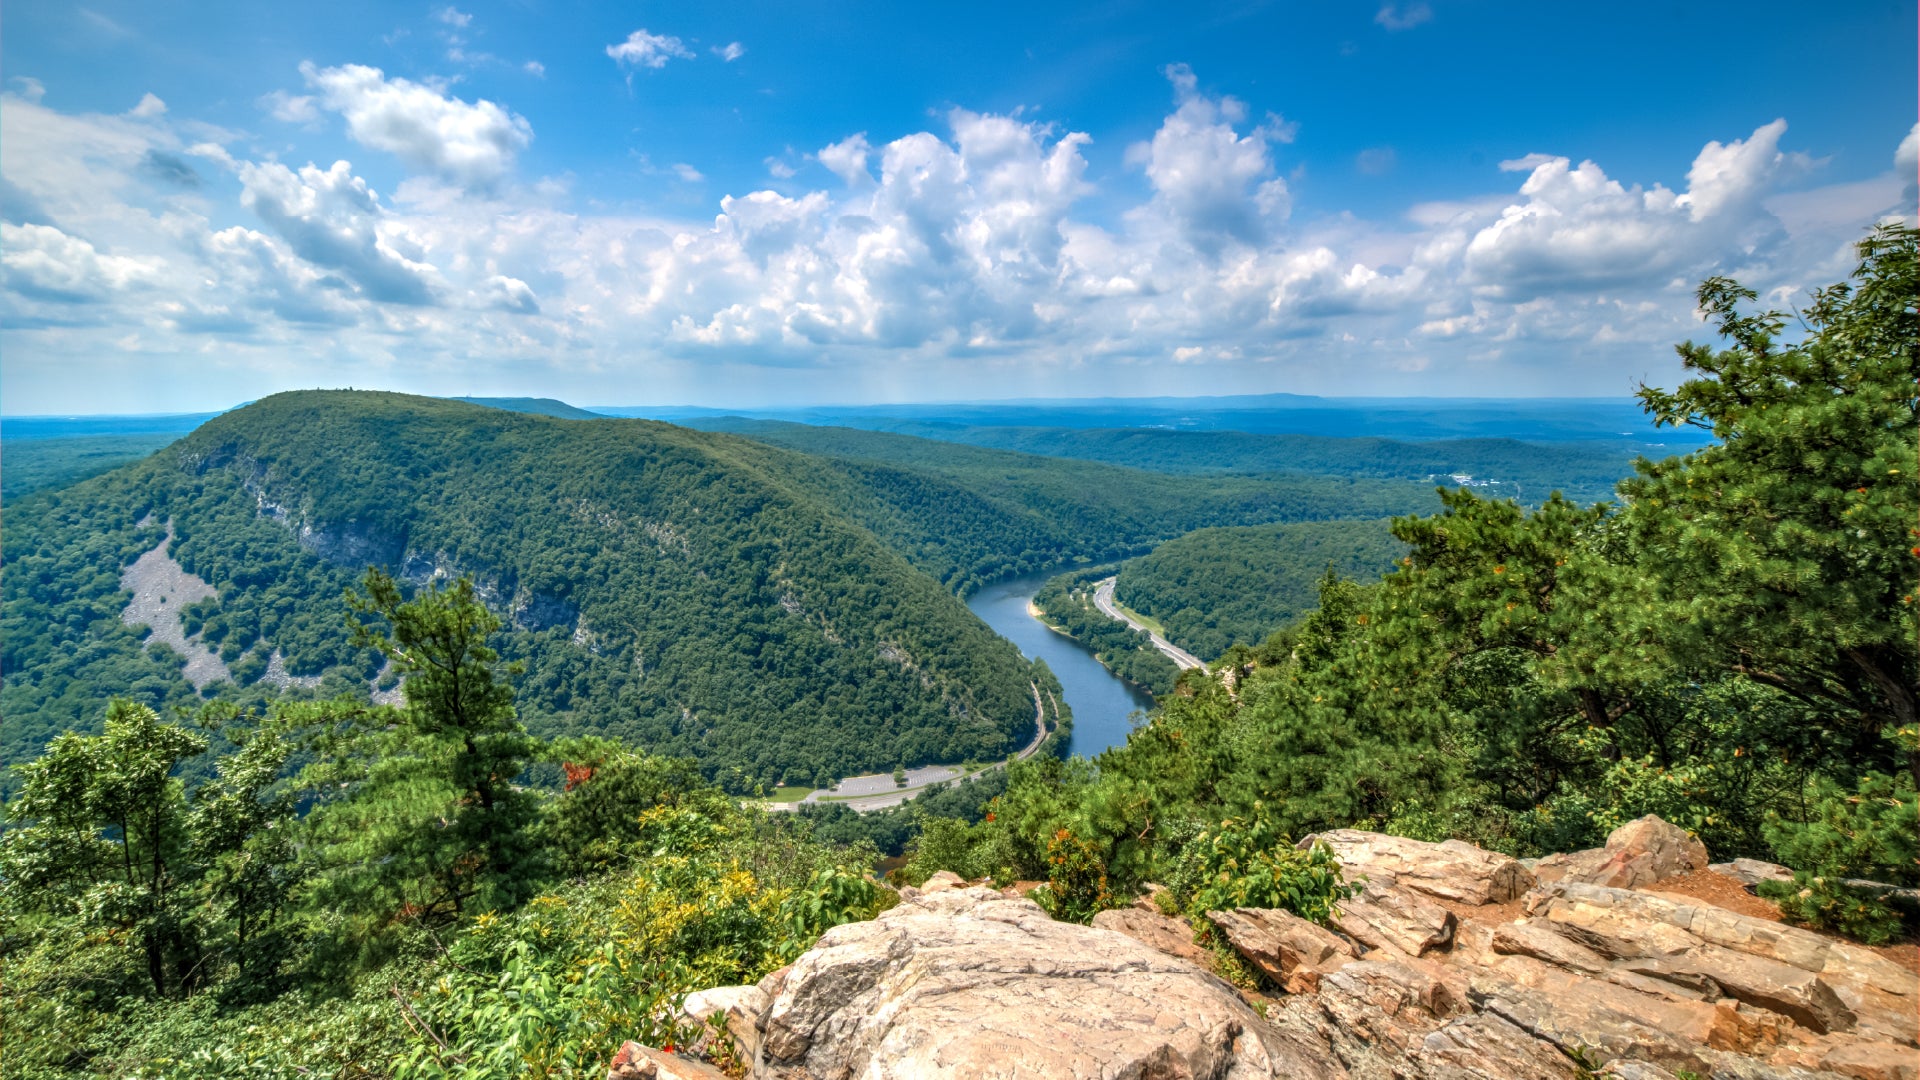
[
  {"x1": 1652, "y1": 870, "x2": 1919, "y2": 975},
  {"x1": 1650, "y1": 869, "x2": 1785, "y2": 922},
  {"x1": 120, "y1": 522, "x2": 230, "y2": 690}
]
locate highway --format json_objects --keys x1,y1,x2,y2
[{"x1": 1091, "y1": 577, "x2": 1205, "y2": 670}]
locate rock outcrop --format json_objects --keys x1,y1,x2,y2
[
  {"x1": 629, "y1": 820, "x2": 1918, "y2": 1080},
  {"x1": 1531, "y1": 815, "x2": 1711, "y2": 889}
]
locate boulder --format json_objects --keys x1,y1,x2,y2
[
  {"x1": 1207, "y1": 906, "x2": 1358, "y2": 993},
  {"x1": 919, "y1": 870, "x2": 965, "y2": 893},
  {"x1": 1712, "y1": 859, "x2": 1796, "y2": 888},
  {"x1": 678, "y1": 984, "x2": 771, "y2": 1062},
  {"x1": 607, "y1": 1042, "x2": 731, "y2": 1080},
  {"x1": 1531, "y1": 882, "x2": 1917, "y2": 1046},
  {"x1": 1333, "y1": 879, "x2": 1458, "y2": 957},
  {"x1": 1090, "y1": 906, "x2": 1214, "y2": 968},
  {"x1": 752, "y1": 885, "x2": 1348, "y2": 1079},
  {"x1": 1531, "y1": 816, "x2": 1709, "y2": 890},
  {"x1": 1304, "y1": 830, "x2": 1535, "y2": 905}
]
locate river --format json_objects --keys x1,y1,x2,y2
[{"x1": 966, "y1": 574, "x2": 1156, "y2": 759}]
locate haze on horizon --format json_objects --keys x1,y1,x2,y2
[{"x1": 2, "y1": 0, "x2": 1914, "y2": 415}]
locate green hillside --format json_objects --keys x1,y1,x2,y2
[
  {"x1": 676, "y1": 419, "x2": 1442, "y2": 594},
  {"x1": 1, "y1": 393, "x2": 1049, "y2": 789},
  {"x1": 449, "y1": 396, "x2": 606, "y2": 419},
  {"x1": 696, "y1": 418, "x2": 1640, "y2": 505},
  {"x1": 1115, "y1": 520, "x2": 1408, "y2": 660},
  {"x1": 2, "y1": 433, "x2": 181, "y2": 503}
]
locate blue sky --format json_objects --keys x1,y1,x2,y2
[{"x1": 3, "y1": 1, "x2": 1914, "y2": 413}]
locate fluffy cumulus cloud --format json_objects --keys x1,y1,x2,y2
[
  {"x1": 299, "y1": 62, "x2": 532, "y2": 188},
  {"x1": 1, "y1": 222, "x2": 163, "y2": 301},
  {"x1": 0, "y1": 68, "x2": 1907, "y2": 410},
  {"x1": 606, "y1": 29, "x2": 694, "y2": 70},
  {"x1": 1129, "y1": 65, "x2": 1294, "y2": 254},
  {"x1": 236, "y1": 159, "x2": 441, "y2": 305},
  {"x1": 1454, "y1": 119, "x2": 1800, "y2": 301}
]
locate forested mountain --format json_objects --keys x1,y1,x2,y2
[
  {"x1": 673, "y1": 419, "x2": 1442, "y2": 593},
  {"x1": 449, "y1": 396, "x2": 607, "y2": 419},
  {"x1": 2, "y1": 393, "x2": 1051, "y2": 789},
  {"x1": 2, "y1": 392, "x2": 1433, "y2": 787},
  {"x1": 694, "y1": 417, "x2": 1638, "y2": 505},
  {"x1": 1115, "y1": 520, "x2": 1407, "y2": 660}
]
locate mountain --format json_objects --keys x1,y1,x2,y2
[
  {"x1": 2, "y1": 391, "x2": 1442, "y2": 788},
  {"x1": 448, "y1": 396, "x2": 607, "y2": 419},
  {"x1": 2, "y1": 392, "x2": 1046, "y2": 789},
  {"x1": 1113, "y1": 519, "x2": 1409, "y2": 659}
]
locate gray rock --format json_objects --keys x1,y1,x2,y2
[
  {"x1": 754, "y1": 885, "x2": 1346, "y2": 1079},
  {"x1": 1334, "y1": 880, "x2": 1458, "y2": 958},
  {"x1": 1208, "y1": 906, "x2": 1359, "y2": 994},
  {"x1": 1304, "y1": 831, "x2": 1535, "y2": 906}
]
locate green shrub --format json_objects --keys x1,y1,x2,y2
[
  {"x1": 1030, "y1": 828, "x2": 1112, "y2": 923},
  {"x1": 1759, "y1": 874, "x2": 1905, "y2": 946},
  {"x1": 1168, "y1": 808, "x2": 1357, "y2": 925}
]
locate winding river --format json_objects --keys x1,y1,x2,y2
[{"x1": 966, "y1": 574, "x2": 1156, "y2": 759}]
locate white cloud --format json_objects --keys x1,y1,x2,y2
[
  {"x1": 2, "y1": 222, "x2": 163, "y2": 301},
  {"x1": 129, "y1": 93, "x2": 167, "y2": 119},
  {"x1": 524, "y1": 60, "x2": 546, "y2": 77},
  {"x1": 1458, "y1": 120, "x2": 1797, "y2": 300},
  {"x1": 481, "y1": 274, "x2": 538, "y2": 313},
  {"x1": 1, "y1": 71, "x2": 1904, "y2": 411},
  {"x1": 237, "y1": 159, "x2": 441, "y2": 305},
  {"x1": 1375, "y1": 3, "x2": 1433, "y2": 30},
  {"x1": 10, "y1": 77, "x2": 47, "y2": 104},
  {"x1": 817, "y1": 133, "x2": 873, "y2": 186},
  {"x1": 1896, "y1": 122, "x2": 1918, "y2": 209},
  {"x1": 606, "y1": 29, "x2": 694, "y2": 69},
  {"x1": 261, "y1": 90, "x2": 321, "y2": 125},
  {"x1": 673, "y1": 163, "x2": 705, "y2": 183},
  {"x1": 435, "y1": 6, "x2": 472, "y2": 27},
  {"x1": 766, "y1": 157, "x2": 797, "y2": 179},
  {"x1": 298, "y1": 61, "x2": 532, "y2": 189},
  {"x1": 713, "y1": 42, "x2": 745, "y2": 62},
  {"x1": 1131, "y1": 65, "x2": 1292, "y2": 253}
]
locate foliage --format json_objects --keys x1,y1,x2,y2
[
  {"x1": 1165, "y1": 810, "x2": 1356, "y2": 925},
  {"x1": 1114, "y1": 519, "x2": 1405, "y2": 659},
  {"x1": 1759, "y1": 874, "x2": 1907, "y2": 946},
  {"x1": 1029, "y1": 828, "x2": 1113, "y2": 924},
  {"x1": 1, "y1": 433, "x2": 181, "y2": 504}
]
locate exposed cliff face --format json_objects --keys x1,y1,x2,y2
[{"x1": 629, "y1": 818, "x2": 1917, "y2": 1080}]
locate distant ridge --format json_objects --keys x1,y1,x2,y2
[{"x1": 449, "y1": 396, "x2": 605, "y2": 420}]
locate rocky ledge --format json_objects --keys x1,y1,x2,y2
[{"x1": 614, "y1": 817, "x2": 1917, "y2": 1080}]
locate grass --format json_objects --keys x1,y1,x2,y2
[
  {"x1": 760, "y1": 785, "x2": 815, "y2": 803},
  {"x1": 1108, "y1": 592, "x2": 1169, "y2": 637}
]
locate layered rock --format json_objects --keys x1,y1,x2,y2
[{"x1": 621, "y1": 821, "x2": 1917, "y2": 1080}]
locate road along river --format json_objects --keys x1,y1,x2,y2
[{"x1": 965, "y1": 573, "x2": 1157, "y2": 760}]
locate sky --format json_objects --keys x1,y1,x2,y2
[{"x1": 2, "y1": 1, "x2": 1915, "y2": 415}]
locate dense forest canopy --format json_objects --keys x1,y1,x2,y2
[
  {"x1": 696, "y1": 418, "x2": 1642, "y2": 505},
  {"x1": 1111, "y1": 519, "x2": 1407, "y2": 660}
]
